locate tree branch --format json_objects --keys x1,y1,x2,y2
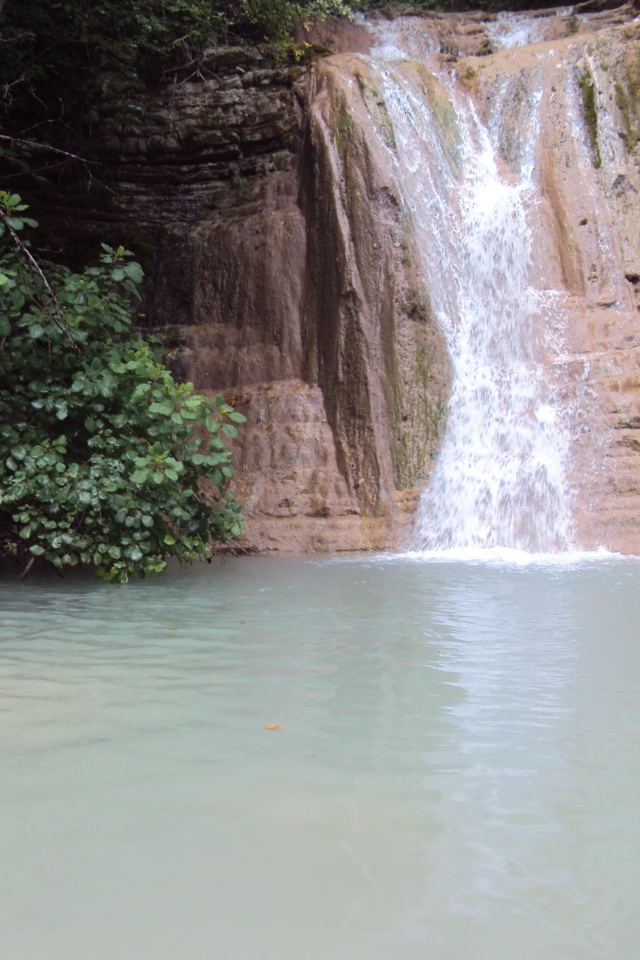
[
  {"x1": 0, "y1": 134, "x2": 100, "y2": 165},
  {"x1": 0, "y1": 208, "x2": 83, "y2": 354},
  {"x1": 18, "y1": 554, "x2": 35, "y2": 581}
]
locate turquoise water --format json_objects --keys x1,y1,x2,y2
[{"x1": 1, "y1": 555, "x2": 639, "y2": 959}]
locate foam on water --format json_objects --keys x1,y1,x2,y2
[
  {"x1": 393, "y1": 546, "x2": 622, "y2": 566},
  {"x1": 337, "y1": 545, "x2": 624, "y2": 567}
]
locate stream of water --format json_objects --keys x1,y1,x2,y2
[
  {"x1": 1, "y1": 555, "x2": 639, "y2": 960},
  {"x1": 370, "y1": 21, "x2": 575, "y2": 552}
]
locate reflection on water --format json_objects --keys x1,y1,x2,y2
[{"x1": 1, "y1": 556, "x2": 639, "y2": 959}]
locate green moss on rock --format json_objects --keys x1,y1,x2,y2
[{"x1": 578, "y1": 69, "x2": 602, "y2": 169}]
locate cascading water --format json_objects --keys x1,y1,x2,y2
[
  {"x1": 369, "y1": 24, "x2": 575, "y2": 553},
  {"x1": 486, "y1": 12, "x2": 544, "y2": 50},
  {"x1": 415, "y1": 143, "x2": 574, "y2": 552}
]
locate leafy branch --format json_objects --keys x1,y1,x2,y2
[{"x1": 0, "y1": 195, "x2": 246, "y2": 582}]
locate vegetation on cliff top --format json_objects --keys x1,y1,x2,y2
[
  {"x1": 0, "y1": 0, "x2": 563, "y2": 117},
  {"x1": 0, "y1": 0, "x2": 354, "y2": 100},
  {"x1": 0, "y1": 194, "x2": 245, "y2": 582},
  {"x1": 0, "y1": 0, "x2": 363, "y2": 183},
  {"x1": 0, "y1": 0, "x2": 555, "y2": 174}
]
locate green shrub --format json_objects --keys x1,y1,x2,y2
[{"x1": 0, "y1": 193, "x2": 245, "y2": 582}]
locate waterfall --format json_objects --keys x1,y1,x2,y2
[
  {"x1": 369, "y1": 25, "x2": 575, "y2": 554},
  {"x1": 486, "y1": 13, "x2": 544, "y2": 50}
]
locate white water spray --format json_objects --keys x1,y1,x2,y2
[
  {"x1": 369, "y1": 23, "x2": 574, "y2": 552},
  {"x1": 486, "y1": 13, "x2": 544, "y2": 50}
]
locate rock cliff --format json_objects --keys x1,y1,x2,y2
[
  {"x1": 26, "y1": 2, "x2": 640, "y2": 554},
  {"x1": 33, "y1": 38, "x2": 449, "y2": 553}
]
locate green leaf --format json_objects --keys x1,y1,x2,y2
[
  {"x1": 149, "y1": 401, "x2": 173, "y2": 416},
  {"x1": 124, "y1": 262, "x2": 144, "y2": 284}
]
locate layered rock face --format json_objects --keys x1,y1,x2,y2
[
  {"x1": 32, "y1": 3, "x2": 640, "y2": 554},
  {"x1": 39, "y1": 40, "x2": 449, "y2": 552}
]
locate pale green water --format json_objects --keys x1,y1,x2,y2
[{"x1": 1, "y1": 555, "x2": 639, "y2": 960}]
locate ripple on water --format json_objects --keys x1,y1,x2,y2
[{"x1": 1, "y1": 555, "x2": 639, "y2": 960}]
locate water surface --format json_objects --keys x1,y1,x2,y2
[{"x1": 1, "y1": 555, "x2": 639, "y2": 959}]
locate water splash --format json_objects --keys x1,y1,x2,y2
[
  {"x1": 415, "y1": 123, "x2": 574, "y2": 551},
  {"x1": 368, "y1": 27, "x2": 574, "y2": 552}
]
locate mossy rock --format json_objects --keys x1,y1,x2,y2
[{"x1": 578, "y1": 67, "x2": 602, "y2": 169}]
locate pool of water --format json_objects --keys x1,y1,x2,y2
[{"x1": 1, "y1": 554, "x2": 639, "y2": 960}]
